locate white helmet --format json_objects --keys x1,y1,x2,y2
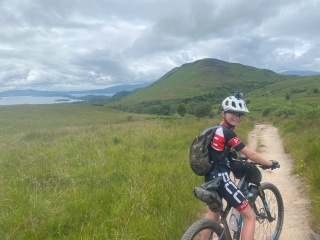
[{"x1": 221, "y1": 92, "x2": 249, "y2": 113}]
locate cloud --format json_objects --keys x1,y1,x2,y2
[{"x1": 0, "y1": 0, "x2": 320, "y2": 91}]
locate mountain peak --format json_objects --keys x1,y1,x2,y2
[{"x1": 121, "y1": 58, "x2": 288, "y2": 103}]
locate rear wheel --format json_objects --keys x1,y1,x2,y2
[
  {"x1": 253, "y1": 182, "x2": 284, "y2": 240},
  {"x1": 181, "y1": 218, "x2": 229, "y2": 240}
]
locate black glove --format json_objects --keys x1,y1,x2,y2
[
  {"x1": 270, "y1": 160, "x2": 280, "y2": 170},
  {"x1": 261, "y1": 160, "x2": 279, "y2": 170}
]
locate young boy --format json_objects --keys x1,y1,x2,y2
[{"x1": 204, "y1": 93, "x2": 278, "y2": 240}]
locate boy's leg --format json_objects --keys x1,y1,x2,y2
[
  {"x1": 239, "y1": 206, "x2": 256, "y2": 240},
  {"x1": 206, "y1": 209, "x2": 220, "y2": 221}
]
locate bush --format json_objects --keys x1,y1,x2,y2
[
  {"x1": 285, "y1": 93, "x2": 291, "y2": 100},
  {"x1": 273, "y1": 106, "x2": 297, "y2": 117},
  {"x1": 262, "y1": 105, "x2": 299, "y2": 118},
  {"x1": 177, "y1": 103, "x2": 187, "y2": 117},
  {"x1": 194, "y1": 102, "x2": 212, "y2": 118},
  {"x1": 262, "y1": 105, "x2": 276, "y2": 117}
]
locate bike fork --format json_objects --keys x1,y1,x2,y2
[{"x1": 258, "y1": 186, "x2": 276, "y2": 221}]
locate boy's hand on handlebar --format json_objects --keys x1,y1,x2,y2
[
  {"x1": 270, "y1": 160, "x2": 280, "y2": 169},
  {"x1": 261, "y1": 160, "x2": 280, "y2": 170}
]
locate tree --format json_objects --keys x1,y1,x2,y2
[
  {"x1": 195, "y1": 102, "x2": 212, "y2": 118},
  {"x1": 285, "y1": 93, "x2": 291, "y2": 100},
  {"x1": 177, "y1": 103, "x2": 187, "y2": 117},
  {"x1": 149, "y1": 104, "x2": 172, "y2": 115},
  {"x1": 187, "y1": 102, "x2": 197, "y2": 115}
]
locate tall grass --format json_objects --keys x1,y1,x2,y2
[
  {"x1": 0, "y1": 110, "x2": 254, "y2": 239},
  {"x1": 0, "y1": 104, "x2": 148, "y2": 135},
  {"x1": 273, "y1": 107, "x2": 320, "y2": 231}
]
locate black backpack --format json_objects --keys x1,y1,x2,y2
[{"x1": 189, "y1": 125, "x2": 230, "y2": 176}]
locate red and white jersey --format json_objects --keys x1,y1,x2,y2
[
  {"x1": 209, "y1": 120, "x2": 245, "y2": 165},
  {"x1": 211, "y1": 126, "x2": 244, "y2": 152}
]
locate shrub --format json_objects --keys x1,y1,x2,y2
[
  {"x1": 274, "y1": 106, "x2": 297, "y2": 117},
  {"x1": 262, "y1": 104, "x2": 300, "y2": 118},
  {"x1": 262, "y1": 105, "x2": 276, "y2": 117},
  {"x1": 285, "y1": 93, "x2": 291, "y2": 100},
  {"x1": 194, "y1": 102, "x2": 212, "y2": 118},
  {"x1": 177, "y1": 103, "x2": 187, "y2": 117}
]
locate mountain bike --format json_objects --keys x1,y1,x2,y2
[{"x1": 181, "y1": 158, "x2": 284, "y2": 240}]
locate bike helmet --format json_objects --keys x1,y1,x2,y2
[{"x1": 221, "y1": 92, "x2": 249, "y2": 113}]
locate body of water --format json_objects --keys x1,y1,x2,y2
[
  {"x1": 0, "y1": 96, "x2": 83, "y2": 105},
  {"x1": 69, "y1": 93, "x2": 115, "y2": 97}
]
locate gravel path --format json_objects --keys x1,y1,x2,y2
[{"x1": 247, "y1": 123, "x2": 317, "y2": 239}]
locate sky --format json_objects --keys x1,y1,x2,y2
[{"x1": 1, "y1": 0, "x2": 320, "y2": 91}]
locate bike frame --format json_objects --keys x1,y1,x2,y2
[
  {"x1": 215, "y1": 169, "x2": 276, "y2": 240},
  {"x1": 182, "y1": 158, "x2": 282, "y2": 240}
]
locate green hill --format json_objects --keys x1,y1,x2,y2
[
  {"x1": 106, "y1": 58, "x2": 320, "y2": 118},
  {"x1": 246, "y1": 74, "x2": 320, "y2": 114},
  {"x1": 120, "y1": 58, "x2": 293, "y2": 104},
  {"x1": 248, "y1": 74, "x2": 320, "y2": 99}
]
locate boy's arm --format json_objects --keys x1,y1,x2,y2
[{"x1": 239, "y1": 146, "x2": 273, "y2": 167}]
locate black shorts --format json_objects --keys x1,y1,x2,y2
[{"x1": 205, "y1": 164, "x2": 248, "y2": 211}]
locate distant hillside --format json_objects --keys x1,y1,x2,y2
[
  {"x1": 279, "y1": 70, "x2": 320, "y2": 76},
  {"x1": 0, "y1": 83, "x2": 152, "y2": 97},
  {"x1": 248, "y1": 74, "x2": 320, "y2": 100},
  {"x1": 106, "y1": 58, "x2": 320, "y2": 117},
  {"x1": 120, "y1": 58, "x2": 292, "y2": 104},
  {"x1": 243, "y1": 73, "x2": 320, "y2": 116}
]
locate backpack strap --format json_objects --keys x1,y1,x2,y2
[
  {"x1": 219, "y1": 144, "x2": 231, "y2": 159},
  {"x1": 211, "y1": 144, "x2": 230, "y2": 176},
  {"x1": 212, "y1": 124, "x2": 231, "y2": 166}
]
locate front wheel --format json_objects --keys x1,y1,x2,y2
[
  {"x1": 181, "y1": 218, "x2": 229, "y2": 240},
  {"x1": 253, "y1": 182, "x2": 284, "y2": 240}
]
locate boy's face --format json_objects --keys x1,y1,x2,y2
[{"x1": 222, "y1": 111, "x2": 244, "y2": 126}]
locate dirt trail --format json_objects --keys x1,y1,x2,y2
[{"x1": 247, "y1": 123, "x2": 316, "y2": 239}]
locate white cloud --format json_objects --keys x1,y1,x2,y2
[{"x1": 0, "y1": 0, "x2": 320, "y2": 91}]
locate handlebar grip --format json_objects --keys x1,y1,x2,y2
[
  {"x1": 260, "y1": 162, "x2": 280, "y2": 170},
  {"x1": 274, "y1": 163, "x2": 280, "y2": 169}
]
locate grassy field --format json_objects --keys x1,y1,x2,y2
[
  {"x1": 0, "y1": 104, "x2": 254, "y2": 239},
  {"x1": 0, "y1": 104, "x2": 148, "y2": 135},
  {"x1": 0, "y1": 102, "x2": 319, "y2": 238}
]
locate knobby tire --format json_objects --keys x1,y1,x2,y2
[
  {"x1": 182, "y1": 182, "x2": 284, "y2": 240},
  {"x1": 253, "y1": 182, "x2": 284, "y2": 240},
  {"x1": 181, "y1": 218, "x2": 230, "y2": 240}
]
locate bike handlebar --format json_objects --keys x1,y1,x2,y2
[
  {"x1": 261, "y1": 161, "x2": 280, "y2": 170},
  {"x1": 236, "y1": 157, "x2": 280, "y2": 170}
]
